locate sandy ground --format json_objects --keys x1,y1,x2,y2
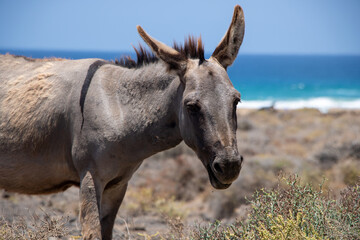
[{"x1": 1, "y1": 108, "x2": 360, "y2": 239}]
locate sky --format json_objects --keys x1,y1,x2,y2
[{"x1": 0, "y1": 0, "x2": 360, "y2": 55}]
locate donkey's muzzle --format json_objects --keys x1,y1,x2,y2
[
  {"x1": 207, "y1": 151, "x2": 243, "y2": 189},
  {"x1": 213, "y1": 155, "x2": 242, "y2": 182}
]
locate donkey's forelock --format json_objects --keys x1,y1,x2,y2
[
  {"x1": 173, "y1": 36, "x2": 205, "y2": 63},
  {"x1": 114, "y1": 36, "x2": 205, "y2": 69}
]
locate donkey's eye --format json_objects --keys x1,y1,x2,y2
[{"x1": 186, "y1": 102, "x2": 201, "y2": 113}]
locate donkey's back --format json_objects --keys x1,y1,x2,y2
[{"x1": 0, "y1": 54, "x2": 96, "y2": 194}]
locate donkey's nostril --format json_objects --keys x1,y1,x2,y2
[
  {"x1": 213, "y1": 162, "x2": 223, "y2": 174},
  {"x1": 240, "y1": 155, "x2": 244, "y2": 162}
]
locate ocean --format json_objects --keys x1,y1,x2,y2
[{"x1": 1, "y1": 49, "x2": 360, "y2": 112}]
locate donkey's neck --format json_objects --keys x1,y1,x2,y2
[{"x1": 108, "y1": 62, "x2": 183, "y2": 157}]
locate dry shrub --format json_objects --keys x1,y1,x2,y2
[
  {"x1": 164, "y1": 216, "x2": 188, "y2": 240},
  {"x1": 0, "y1": 212, "x2": 69, "y2": 240},
  {"x1": 280, "y1": 142, "x2": 307, "y2": 157},
  {"x1": 132, "y1": 153, "x2": 208, "y2": 202},
  {"x1": 315, "y1": 147, "x2": 339, "y2": 169},
  {"x1": 124, "y1": 187, "x2": 187, "y2": 220},
  {"x1": 338, "y1": 184, "x2": 360, "y2": 236},
  {"x1": 304, "y1": 129, "x2": 326, "y2": 143},
  {"x1": 237, "y1": 118, "x2": 253, "y2": 131},
  {"x1": 298, "y1": 163, "x2": 324, "y2": 187},
  {"x1": 207, "y1": 190, "x2": 241, "y2": 220},
  {"x1": 348, "y1": 142, "x2": 360, "y2": 159},
  {"x1": 341, "y1": 160, "x2": 360, "y2": 186}
]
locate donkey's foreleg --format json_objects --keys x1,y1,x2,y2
[
  {"x1": 80, "y1": 171, "x2": 103, "y2": 240},
  {"x1": 100, "y1": 183, "x2": 128, "y2": 240}
]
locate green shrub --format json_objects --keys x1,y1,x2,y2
[{"x1": 191, "y1": 175, "x2": 360, "y2": 240}]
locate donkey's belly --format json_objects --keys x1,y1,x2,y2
[{"x1": 0, "y1": 153, "x2": 79, "y2": 194}]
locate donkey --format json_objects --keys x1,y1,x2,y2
[{"x1": 0, "y1": 5, "x2": 245, "y2": 240}]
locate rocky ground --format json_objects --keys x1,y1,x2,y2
[{"x1": 1, "y1": 108, "x2": 360, "y2": 239}]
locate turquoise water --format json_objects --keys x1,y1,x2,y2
[
  {"x1": 2, "y1": 49, "x2": 360, "y2": 110},
  {"x1": 229, "y1": 55, "x2": 360, "y2": 111},
  {"x1": 230, "y1": 55, "x2": 360, "y2": 100}
]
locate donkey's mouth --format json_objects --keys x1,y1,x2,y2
[{"x1": 206, "y1": 165, "x2": 231, "y2": 189}]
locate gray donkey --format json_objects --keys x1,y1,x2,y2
[{"x1": 0, "y1": 5, "x2": 245, "y2": 240}]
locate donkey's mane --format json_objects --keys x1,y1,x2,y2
[{"x1": 115, "y1": 36, "x2": 205, "y2": 69}]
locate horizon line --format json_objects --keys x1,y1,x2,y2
[{"x1": 1, "y1": 48, "x2": 360, "y2": 57}]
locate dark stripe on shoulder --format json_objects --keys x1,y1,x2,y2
[{"x1": 80, "y1": 60, "x2": 109, "y2": 129}]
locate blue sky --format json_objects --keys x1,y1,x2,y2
[{"x1": 0, "y1": 0, "x2": 359, "y2": 55}]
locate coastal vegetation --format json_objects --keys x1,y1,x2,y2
[{"x1": 1, "y1": 109, "x2": 359, "y2": 239}]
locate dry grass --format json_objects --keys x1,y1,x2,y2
[
  {"x1": 1, "y1": 109, "x2": 360, "y2": 239},
  {"x1": 0, "y1": 211, "x2": 69, "y2": 240},
  {"x1": 124, "y1": 187, "x2": 187, "y2": 219}
]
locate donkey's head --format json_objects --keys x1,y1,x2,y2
[{"x1": 138, "y1": 5, "x2": 245, "y2": 189}]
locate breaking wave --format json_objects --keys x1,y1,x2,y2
[{"x1": 239, "y1": 97, "x2": 360, "y2": 113}]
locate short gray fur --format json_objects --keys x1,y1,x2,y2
[{"x1": 0, "y1": 5, "x2": 245, "y2": 240}]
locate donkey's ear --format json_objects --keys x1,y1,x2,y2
[
  {"x1": 137, "y1": 25, "x2": 187, "y2": 72},
  {"x1": 211, "y1": 5, "x2": 245, "y2": 69}
]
